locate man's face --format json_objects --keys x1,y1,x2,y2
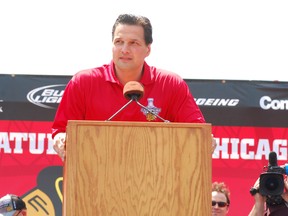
[
  {"x1": 212, "y1": 191, "x2": 229, "y2": 216},
  {"x1": 112, "y1": 24, "x2": 151, "y2": 73}
]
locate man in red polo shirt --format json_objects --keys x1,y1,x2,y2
[{"x1": 52, "y1": 14, "x2": 211, "y2": 161}]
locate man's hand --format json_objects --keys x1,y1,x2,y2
[
  {"x1": 248, "y1": 178, "x2": 266, "y2": 216},
  {"x1": 53, "y1": 132, "x2": 66, "y2": 162}
]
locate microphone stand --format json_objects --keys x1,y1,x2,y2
[
  {"x1": 106, "y1": 99, "x2": 134, "y2": 121},
  {"x1": 106, "y1": 94, "x2": 169, "y2": 122}
]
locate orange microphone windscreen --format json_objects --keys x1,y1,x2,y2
[{"x1": 123, "y1": 81, "x2": 144, "y2": 100}]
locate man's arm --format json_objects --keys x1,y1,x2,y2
[
  {"x1": 248, "y1": 178, "x2": 266, "y2": 216},
  {"x1": 248, "y1": 193, "x2": 266, "y2": 216}
]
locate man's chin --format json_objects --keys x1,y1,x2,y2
[{"x1": 212, "y1": 210, "x2": 222, "y2": 215}]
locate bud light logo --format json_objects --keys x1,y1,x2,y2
[{"x1": 27, "y1": 84, "x2": 66, "y2": 109}]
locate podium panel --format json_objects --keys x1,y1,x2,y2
[{"x1": 63, "y1": 121, "x2": 211, "y2": 216}]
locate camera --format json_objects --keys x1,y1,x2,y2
[{"x1": 259, "y1": 151, "x2": 287, "y2": 206}]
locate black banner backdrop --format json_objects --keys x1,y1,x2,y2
[{"x1": 0, "y1": 74, "x2": 288, "y2": 215}]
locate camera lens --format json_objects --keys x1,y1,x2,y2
[
  {"x1": 264, "y1": 177, "x2": 279, "y2": 191},
  {"x1": 259, "y1": 172, "x2": 284, "y2": 196}
]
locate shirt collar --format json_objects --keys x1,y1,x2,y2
[{"x1": 106, "y1": 60, "x2": 154, "y2": 85}]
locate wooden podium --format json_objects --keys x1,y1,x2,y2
[{"x1": 63, "y1": 121, "x2": 211, "y2": 216}]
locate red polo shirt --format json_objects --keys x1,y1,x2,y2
[{"x1": 52, "y1": 61, "x2": 205, "y2": 138}]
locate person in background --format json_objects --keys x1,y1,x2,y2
[
  {"x1": 52, "y1": 13, "x2": 216, "y2": 160},
  {"x1": 212, "y1": 181, "x2": 230, "y2": 216},
  {"x1": 0, "y1": 194, "x2": 27, "y2": 216},
  {"x1": 248, "y1": 177, "x2": 288, "y2": 216}
]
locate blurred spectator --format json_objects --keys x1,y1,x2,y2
[
  {"x1": 248, "y1": 177, "x2": 288, "y2": 216},
  {"x1": 212, "y1": 181, "x2": 230, "y2": 216},
  {"x1": 0, "y1": 194, "x2": 27, "y2": 216}
]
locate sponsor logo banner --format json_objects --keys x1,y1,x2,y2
[{"x1": 1, "y1": 75, "x2": 288, "y2": 215}]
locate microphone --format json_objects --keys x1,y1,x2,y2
[
  {"x1": 123, "y1": 81, "x2": 144, "y2": 101},
  {"x1": 107, "y1": 81, "x2": 169, "y2": 122},
  {"x1": 267, "y1": 151, "x2": 288, "y2": 175},
  {"x1": 268, "y1": 151, "x2": 278, "y2": 167}
]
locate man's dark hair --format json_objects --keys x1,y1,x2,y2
[{"x1": 112, "y1": 14, "x2": 153, "y2": 45}]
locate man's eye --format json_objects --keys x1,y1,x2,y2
[{"x1": 131, "y1": 41, "x2": 139, "y2": 46}]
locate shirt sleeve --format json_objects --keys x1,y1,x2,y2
[
  {"x1": 51, "y1": 73, "x2": 88, "y2": 138},
  {"x1": 173, "y1": 80, "x2": 206, "y2": 123}
]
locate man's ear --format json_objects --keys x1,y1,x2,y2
[{"x1": 146, "y1": 44, "x2": 151, "y2": 57}]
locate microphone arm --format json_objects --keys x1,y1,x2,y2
[
  {"x1": 106, "y1": 99, "x2": 134, "y2": 121},
  {"x1": 106, "y1": 94, "x2": 169, "y2": 122},
  {"x1": 106, "y1": 81, "x2": 169, "y2": 122}
]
